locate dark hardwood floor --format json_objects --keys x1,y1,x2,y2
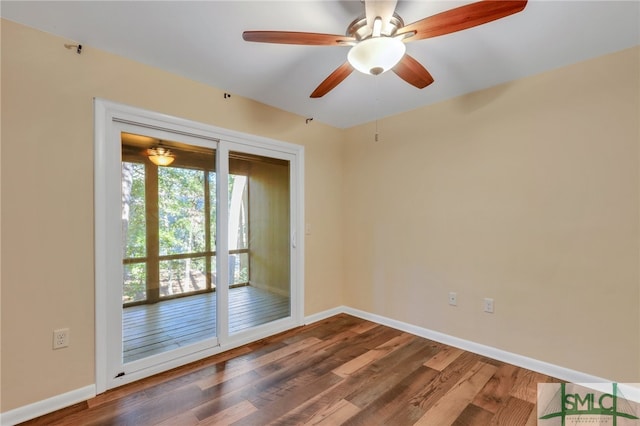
[
  {"x1": 124, "y1": 286, "x2": 290, "y2": 363},
  {"x1": 21, "y1": 314, "x2": 561, "y2": 425}
]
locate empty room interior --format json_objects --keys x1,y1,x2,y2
[{"x1": 1, "y1": 1, "x2": 639, "y2": 425}]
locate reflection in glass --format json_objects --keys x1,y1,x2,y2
[
  {"x1": 122, "y1": 162, "x2": 147, "y2": 259},
  {"x1": 123, "y1": 263, "x2": 146, "y2": 304},
  {"x1": 229, "y1": 252, "x2": 249, "y2": 286},
  {"x1": 121, "y1": 132, "x2": 216, "y2": 363},
  {"x1": 159, "y1": 168, "x2": 205, "y2": 256},
  {"x1": 159, "y1": 257, "x2": 207, "y2": 297},
  {"x1": 228, "y1": 153, "x2": 291, "y2": 333}
]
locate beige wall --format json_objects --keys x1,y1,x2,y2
[
  {"x1": 343, "y1": 46, "x2": 640, "y2": 382},
  {"x1": 2, "y1": 16, "x2": 639, "y2": 414},
  {"x1": 0, "y1": 19, "x2": 345, "y2": 411}
]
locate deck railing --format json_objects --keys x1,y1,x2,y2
[{"x1": 123, "y1": 248, "x2": 249, "y2": 306}]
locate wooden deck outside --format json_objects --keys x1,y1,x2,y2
[{"x1": 123, "y1": 285, "x2": 290, "y2": 363}]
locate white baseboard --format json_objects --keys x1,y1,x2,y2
[
  {"x1": 0, "y1": 384, "x2": 95, "y2": 426},
  {"x1": 3, "y1": 306, "x2": 612, "y2": 425},
  {"x1": 304, "y1": 306, "x2": 344, "y2": 325},
  {"x1": 307, "y1": 305, "x2": 611, "y2": 385}
]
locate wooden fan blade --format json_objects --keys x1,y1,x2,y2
[
  {"x1": 398, "y1": 0, "x2": 527, "y2": 41},
  {"x1": 243, "y1": 31, "x2": 355, "y2": 46},
  {"x1": 310, "y1": 62, "x2": 354, "y2": 98},
  {"x1": 393, "y1": 55, "x2": 434, "y2": 89}
]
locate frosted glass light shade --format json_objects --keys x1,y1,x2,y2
[
  {"x1": 347, "y1": 37, "x2": 406, "y2": 75},
  {"x1": 147, "y1": 147, "x2": 175, "y2": 166}
]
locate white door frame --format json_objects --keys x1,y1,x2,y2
[{"x1": 94, "y1": 98, "x2": 304, "y2": 393}]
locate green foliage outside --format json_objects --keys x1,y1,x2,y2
[
  {"x1": 158, "y1": 167, "x2": 207, "y2": 255},
  {"x1": 122, "y1": 161, "x2": 247, "y2": 303}
]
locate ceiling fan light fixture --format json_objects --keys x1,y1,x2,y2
[
  {"x1": 347, "y1": 36, "x2": 406, "y2": 76},
  {"x1": 147, "y1": 146, "x2": 175, "y2": 166}
]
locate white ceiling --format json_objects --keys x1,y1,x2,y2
[{"x1": 2, "y1": 1, "x2": 638, "y2": 128}]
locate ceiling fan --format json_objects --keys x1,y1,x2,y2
[{"x1": 243, "y1": 0, "x2": 527, "y2": 98}]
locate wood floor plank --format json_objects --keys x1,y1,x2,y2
[
  {"x1": 452, "y1": 403, "x2": 495, "y2": 425},
  {"x1": 192, "y1": 384, "x2": 252, "y2": 422},
  {"x1": 199, "y1": 400, "x2": 258, "y2": 426},
  {"x1": 13, "y1": 402, "x2": 89, "y2": 426},
  {"x1": 344, "y1": 338, "x2": 438, "y2": 409},
  {"x1": 192, "y1": 335, "x2": 355, "y2": 421},
  {"x1": 409, "y1": 350, "x2": 483, "y2": 412},
  {"x1": 197, "y1": 336, "x2": 356, "y2": 422},
  {"x1": 109, "y1": 383, "x2": 207, "y2": 426},
  {"x1": 244, "y1": 343, "x2": 353, "y2": 409},
  {"x1": 155, "y1": 410, "x2": 201, "y2": 426},
  {"x1": 489, "y1": 396, "x2": 534, "y2": 425},
  {"x1": 21, "y1": 314, "x2": 562, "y2": 426},
  {"x1": 301, "y1": 399, "x2": 361, "y2": 426},
  {"x1": 254, "y1": 329, "x2": 363, "y2": 380},
  {"x1": 342, "y1": 365, "x2": 440, "y2": 426},
  {"x1": 354, "y1": 326, "x2": 405, "y2": 351},
  {"x1": 524, "y1": 403, "x2": 539, "y2": 426},
  {"x1": 349, "y1": 320, "x2": 379, "y2": 335},
  {"x1": 509, "y1": 370, "x2": 550, "y2": 403},
  {"x1": 261, "y1": 336, "x2": 429, "y2": 425},
  {"x1": 424, "y1": 345, "x2": 464, "y2": 371},
  {"x1": 413, "y1": 361, "x2": 498, "y2": 426},
  {"x1": 140, "y1": 343, "x2": 258, "y2": 400},
  {"x1": 332, "y1": 332, "x2": 414, "y2": 378},
  {"x1": 471, "y1": 363, "x2": 520, "y2": 413},
  {"x1": 38, "y1": 391, "x2": 151, "y2": 425},
  {"x1": 194, "y1": 336, "x2": 323, "y2": 390},
  {"x1": 316, "y1": 330, "x2": 443, "y2": 408},
  {"x1": 231, "y1": 373, "x2": 344, "y2": 426},
  {"x1": 264, "y1": 378, "x2": 348, "y2": 425},
  {"x1": 277, "y1": 315, "x2": 364, "y2": 347}
]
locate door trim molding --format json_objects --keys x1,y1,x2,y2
[{"x1": 94, "y1": 98, "x2": 305, "y2": 393}]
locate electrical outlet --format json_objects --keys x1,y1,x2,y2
[
  {"x1": 483, "y1": 298, "x2": 494, "y2": 313},
  {"x1": 448, "y1": 292, "x2": 457, "y2": 306},
  {"x1": 53, "y1": 328, "x2": 70, "y2": 349}
]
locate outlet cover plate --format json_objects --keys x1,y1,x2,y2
[
  {"x1": 448, "y1": 292, "x2": 457, "y2": 306},
  {"x1": 483, "y1": 298, "x2": 494, "y2": 313},
  {"x1": 53, "y1": 328, "x2": 69, "y2": 349}
]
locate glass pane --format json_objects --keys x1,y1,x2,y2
[
  {"x1": 229, "y1": 252, "x2": 249, "y2": 286},
  {"x1": 209, "y1": 172, "x2": 217, "y2": 253},
  {"x1": 121, "y1": 132, "x2": 217, "y2": 364},
  {"x1": 228, "y1": 153, "x2": 290, "y2": 334},
  {"x1": 159, "y1": 168, "x2": 206, "y2": 256},
  {"x1": 210, "y1": 255, "x2": 217, "y2": 289},
  {"x1": 122, "y1": 162, "x2": 146, "y2": 259},
  {"x1": 123, "y1": 263, "x2": 146, "y2": 304},
  {"x1": 159, "y1": 257, "x2": 207, "y2": 297},
  {"x1": 228, "y1": 175, "x2": 248, "y2": 251}
]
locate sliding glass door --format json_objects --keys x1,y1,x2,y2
[{"x1": 95, "y1": 99, "x2": 304, "y2": 392}]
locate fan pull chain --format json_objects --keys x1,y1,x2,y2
[{"x1": 375, "y1": 77, "x2": 380, "y2": 142}]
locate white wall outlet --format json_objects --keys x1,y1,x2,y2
[
  {"x1": 448, "y1": 292, "x2": 457, "y2": 306},
  {"x1": 483, "y1": 298, "x2": 494, "y2": 313},
  {"x1": 53, "y1": 328, "x2": 70, "y2": 349}
]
